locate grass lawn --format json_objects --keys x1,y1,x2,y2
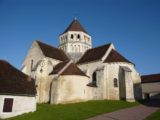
[
  {"x1": 145, "y1": 110, "x2": 160, "y2": 120},
  {"x1": 7, "y1": 100, "x2": 138, "y2": 120}
]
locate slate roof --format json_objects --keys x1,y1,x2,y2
[
  {"x1": 141, "y1": 74, "x2": 160, "y2": 83},
  {"x1": 36, "y1": 41, "x2": 69, "y2": 61},
  {"x1": 62, "y1": 19, "x2": 88, "y2": 34},
  {"x1": 0, "y1": 60, "x2": 36, "y2": 96},
  {"x1": 50, "y1": 61, "x2": 87, "y2": 77},
  {"x1": 104, "y1": 49, "x2": 132, "y2": 64},
  {"x1": 77, "y1": 43, "x2": 111, "y2": 64}
]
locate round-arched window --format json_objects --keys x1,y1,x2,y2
[
  {"x1": 71, "y1": 34, "x2": 74, "y2": 39},
  {"x1": 77, "y1": 34, "x2": 80, "y2": 39}
]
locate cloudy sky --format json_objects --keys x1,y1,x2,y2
[{"x1": 0, "y1": 0, "x2": 160, "y2": 75}]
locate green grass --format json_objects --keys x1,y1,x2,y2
[
  {"x1": 145, "y1": 110, "x2": 160, "y2": 120},
  {"x1": 7, "y1": 100, "x2": 138, "y2": 120}
]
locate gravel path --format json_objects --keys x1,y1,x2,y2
[{"x1": 87, "y1": 99, "x2": 160, "y2": 120}]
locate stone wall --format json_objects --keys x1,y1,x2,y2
[
  {"x1": 105, "y1": 63, "x2": 142, "y2": 101},
  {"x1": 142, "y1": 82, "x2": 160, "y2": 94},
  {"x1": 35, "y1": 58, "x2": 60, "y2": 103},
  {"x1": 50, "y1": 75, "x2": 89, "y2": 104},
  {"x1": 21, "y1": 41, "x2": 44, "y2": 75}
]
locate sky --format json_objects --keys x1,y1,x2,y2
[{"x1": 0, "y1": 0, "x2": 160, "y2": 75}]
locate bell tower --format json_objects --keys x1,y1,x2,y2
[{"x1": 59, "y1": 18, "x2": 92, "y2": 62}]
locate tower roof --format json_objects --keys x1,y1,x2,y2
[{"x1": 62, "y1": 19, "x2": 88, "y2": 34}]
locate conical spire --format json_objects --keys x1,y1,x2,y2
[{"x1": 62, "y1": 19, "x2": 88, "y2": 34}]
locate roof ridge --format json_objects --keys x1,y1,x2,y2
[
  {"x1": 58, "y1": 60, "x2": 72, "y2": 75},
  {"x1": 92, "y1": 43, "x2": 112, "y2": 49},
  {"x1": 35, "y1": 40, "x2": 69, "y2": 61},
  {"x1": 36, "y1": 40, "x2": 60, "y2": 51},
  {"x1": 141, "y1": 73, "x2": 160, "y2": 76},
  {"x1": 36, "y1": 40, "x2": 68, "y2": 55},
  {"x1": 0, "y1": 59, "x2": 33, "y2": 80},
  {"x1": 61, "y1": 62, "x2": 88, "y2": 77},
  {"x1": 0, "y1": 59, "x2": 10, "y2": 64},
  {"x1": 104, "y1": 49, "x2": 133, "y2": 64}
]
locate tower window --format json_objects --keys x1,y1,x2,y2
[
  {"x1": 71, "y1": 34, "x2": 74, "y2": 39},
  {"x1": 77, "y1": 34, "x2": 80, "y2": 39}
]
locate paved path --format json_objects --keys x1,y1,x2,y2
[{"x1": 87, "y1": 99, "x2": 160, "y2": 120}]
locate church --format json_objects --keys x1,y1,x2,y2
[{"x1": 21, "y1": 19, "x2": 142, "y2": 104}]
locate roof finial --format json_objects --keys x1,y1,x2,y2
[{"x1": 74, "y1": 17, "x2": 77, "y2": 20}]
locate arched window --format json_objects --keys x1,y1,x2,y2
[
  {"x1": 92, "y1": 71, "x2": 97, "y2": 85},
  {"x1": 71, "y1": 34, "x2": 74, "y2": 39},
  {"x1": 113, "y1": 78, "x2": 118, "y2": 87},
  {"x1": 77, "y1": 34, "x2": 80, "y2": 39},
  {"x1": 31, "y1": 59, "x2": 33, "y2": 71}
]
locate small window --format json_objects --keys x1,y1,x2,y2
[
  {"x1": 113, "y1": 78, "x2": 118, "y2": 87},
  {"x1": 87, "y1": 71, "x2": 97, "y2": 87},
  {"x1": 31, "y1": 59, "x2": 33, "y2": 71},
  {"x1": 92, "y1": 71, "x2": 97, "y2": 85},
  {"x1": 3, "y1": 98, "x2": 13, "y2": 112},
  {"x1": 77, "y1": 34, "x2": 80, "y2": 39},
  {"x1": 71, "y1": 34, "x2": 74, "y2": 39}
]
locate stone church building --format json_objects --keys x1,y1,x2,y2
[{"x1": 22, "y1": 19, "x2": 142, "y2": 104}]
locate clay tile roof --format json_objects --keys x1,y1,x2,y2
[
  {"x1": 36, "y1": 41, "x2": 69, "y2": 61},
  {"x1": 50, "y1": 61, "x2": 69, "y2": 74},
  {"x1": 62, "y1": 19, "x2": 88, "y2": 34},
  {"x1": 141, "y1": 74, "x2": 160, "y2": 83},
  {"x1": 104, "y1": 49, "x2": 132, "y2": 64},
  {"x1": 61, "y1": 63, "x2": 87, "y2": 76},
  {"x1": 0, "y1": 60, "x2": 36, "y2": 95},
  {"x1": 50, "y1": 61, "x2": 87, "y2": 77},
  {"x1": 77, "y1": 43, "x2": 111, "y2": 64}
]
